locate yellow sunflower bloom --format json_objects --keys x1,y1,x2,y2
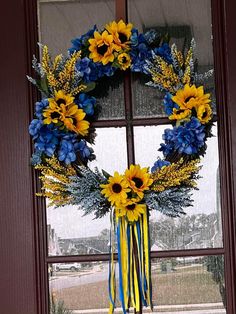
[
  {"x1": 196, "y1": 103, "x2": 212, "y2": 124},
  {"x1": 43, "y1": 90, "x2": 75, "y2": 125},
  {"x1": 117, "y1": 53, "x2": 131, "y2": 70},
  {"x1": 106, "y1": 20, "x2": 133, "y2": 51},
  {"x1": 43, "y1": 101, "x2": 63, "y2": 124},
  {"x1": 100, "y1": 172, "x2": 130, "y2": 205},
  {"x1": 53, "y1": 90, "x2": 75, "y2": 107},
  {"x1": 125, "y1": 165, "x2": 153, "y2": 198},
  {"x1": 172, "y1": 84, "x2": 211, "y2": 111},
  {"x1": 88, "y1": 30, "x2": 115, "y2": 65},
  {"x1": 169, "y1": 107, "x2": 192, "y2": 121},
  {"x1": 63, "y1": 108, "x2": 90, "y2": 136},
  {"x1": 116, "y1": 200, "x2": 146, "y2": 222}
]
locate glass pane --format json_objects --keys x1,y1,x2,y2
[
  {"x1": 152, "y1": 255, "x2": 226, "y2": 313},
  {"x1": 134, "y1": 124, "x2": 223, "y2": 250},
  {"x1": 47, "y1": 127, "x2": 127, "y2": 256},
  {"x1": 49, "y1": 257, "x2": 226, "y2": 313},
  {"x1": 89, "y1": 127, "x2": 128, "y2": 174},
  {"x1": 38, "y1": 0, "x2": 125, "y2": 119},
  {"x1": 39, "y1": 0, "x2": 115, "y2": 55},
  {"x1": 49, "y1": 261, "x2": 114, "y2": 312},
  {"x1": 128, "y1": 0, "x2": 216, "y2": 118}
]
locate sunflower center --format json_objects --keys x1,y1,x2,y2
[
  {"x1": 97, "y1": 44, "x2": 109, "y2": 56},
  {"x1": 202, "y1": 110, "x2": 208, "y2": 118},
  {"x1": 51, "y1": 112, "x2": 60, "y2": 119},
  {"x1": 112, "y1": 183, "x2": 122, "y2": 193},
  {"x1": 122, "y1": 56, "x2": 127, "y2": 64},
  {"x1": 56, "y1": 98, "x2": 66, "y2": 106},
  {"x1": 175, "y1": 109, "x2": 186, "y2": 114},
  {"x1": 185, "y1": 96, "x2": 195, "y2": 103},
  {"x1": 71, "y1": 117, "x2": 77, "y2": 126},
  {"x1": 118, "y1": 32, "x2": 127, "y2": 44},
  {"x1": 126, "y1": 204, "x2": 136, "y2": 210},
  {"x1": 132, "y1": 177, "x2": 143, "y2": 188}
]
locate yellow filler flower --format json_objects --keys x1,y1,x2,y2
[
  {"x1": 125, "y1": 165, "x2": 153, "y2": 198},
  {"x1": 100, "y1": 172, "x2": 130, "y2": 205},
  {"x1": 88, "y1": 30, "x2": 115, "y2": 65},
  {"x1": 106, "y1": 20, "x2": 133, "y2": 51},
  {"x1": 116, "y1": 200, "x2": 146, "y2": 222}
]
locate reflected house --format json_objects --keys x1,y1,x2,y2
[
  {"x1": 151, "y1": 240, "x2": 169, "y2": 251},
  {"x1": 47, "y1": 225, "x2": 61, "y2": 256},
  {"x1": 59, "y1": 236, "x2": 110, "y2": 255}
]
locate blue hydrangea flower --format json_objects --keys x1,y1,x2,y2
[
  {"x1": 144, "y1": 29, "x2": 159, "y2": 45},
  {"x1": 163, "y1": 93, "x2": 179, "y2": 116},
  {"x1": 76, "y1": 139, "x2": 94, "y2": 161},
  {"x1": 74, "y1": 93, "x2": 96, "y2": 116},
  {"x1": 153, "y1": 43, "x2": 172, "y2": 64},
  {"x1": 29, "y1": 119, "x2": 43, "y2": 139},
  {"x1": 35, "y1": 99, "x2": 49, "y2": 119},
  {"x1": 151, "y1": 159, "x2": 171, "y2": 173},
  {"x1": 34, "y1": 125, "x2": 59, "y2": 157},
  {"x1": 58, "y1": 139, "x2": 77, "y2": 164},
  {"x1": 76, "y1": 57, "x2": 116, "y2": 83},
  {"x1": 69, "y1": 25, "x2": 97, "y2": 54},
  {"x1": 31, "y1": 151, "x2": 42, "y2": 166},
  {"x1": 159, "y1": 118, "x2": 206, "y2": 156},
  {"x1": 130, "y1": 28, "x2": 152, "y2": 73}
]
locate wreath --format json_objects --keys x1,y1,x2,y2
[{"x1": 28, "y1": 20, "x2": 214, "y2": 314}]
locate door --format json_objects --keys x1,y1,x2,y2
[{"x1": 1, "y1": 0, "x2": 236, "y2": 313}]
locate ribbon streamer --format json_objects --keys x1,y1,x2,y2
[{"x1": 109, "y1": 208, "x2": 152, "y2": 313}]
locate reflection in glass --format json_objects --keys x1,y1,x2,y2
[
  {"x1": 49, "y1": 262, "x2": 114, "y2": 313},
  {"x1": 38, "y1": 0, "x2": 115, "y2": 55},
  {"x1": 89, "y1": 127, "x2": 128, "y2": 174},
  {"x1": 47, "y1": 127, "x2": 127, "y2": 256},
  {"x1": 128, "y1": 0, "x2": 216, "y2": 117},
  {"x1": 151, "y1": 256, "x2": 226, "y2": 312},
  {"x1": 48, "y1": 257, "x2": 226, "y2": 313},
  {"x1": 38, "y1": 0, "x2": 125, "y2": 119},
  {"x1": 135, "y1": 124, "x2": 223, "y2": 250},
  {"x1": 47, "y1": 209, "x2": 110, "y2": 256}
]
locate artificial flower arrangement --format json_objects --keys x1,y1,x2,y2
[{"x1": 28, "y1": 20, "x2": 214, "y2": 314}]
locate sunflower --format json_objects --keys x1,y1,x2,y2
[
  {"x1": 117, "y1": 53, "x2": 131, "y2": 70},
  {"x1": 43, "y1": 101, "x2": 63, "y2": 124},
  {"x1": 125, "y1": 165, "x2": 153, "y2": 198},
  {"x1": 196, "y1": 103, "x2": 212, "y2": 124},
  {"x1": 106, "y1": 20, "x2": 133, "y2": 51},
  {"x1": 100, "y1": 172, "x2": 130, "y2": 205},
  {"x1": 53, "y1": 90, "x2": 75, "y2": 107},
  {"x1": 172, "y1": 84, "x2": 211, "y2": 111},
  {"x1": 43, "y1": 90, "x2": 75, "y2": 125},
  {"x1": 169, "y1": 107, "x2": 192, "y2": 121},
  {"x1": 62, "y1": 108, "x2": 90, "y2": 136},
  {"x1": 115, "y1": 200, "x2": 146, "y2": 222},
  {"x1": 88, "y1": 30, "x2": 115, "y2": 65}
]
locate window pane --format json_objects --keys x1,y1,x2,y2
[
  {"x1": 134, "y1": 124, "x2": 223, "y2": 250},
  {"x1": 89, "y1": 127, "x2": 128, "y2": 174},
  {"x1": 48, "y1": 257, "x2": 226, "y2": 313},
  {"x1": 49, "y1": 261, "x2": 113, "y2": 312},
  {"x1": 38, "y1": 0, "x2": 125, "y2": 119},
  {"x1": 152, "y1": 256, "x2": 226, "y2": 313},
  {"x1": 128, "y1": 0, "x2": 216, "y2": 118},
  {"x1": 47, "y1": 127, "x2": 127, "y2": 256}
]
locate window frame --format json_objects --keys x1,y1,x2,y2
[{"x1": 1, "y1": 0, "x2": 236, "y2": 313}]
